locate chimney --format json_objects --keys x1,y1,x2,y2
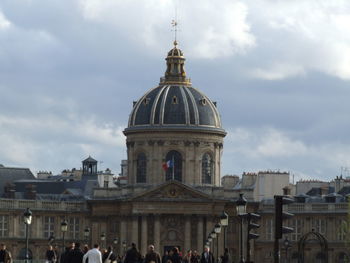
[{"x1": 25, "y1": 184, "x2": 37, "y2": 200}]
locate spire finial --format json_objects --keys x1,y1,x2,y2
[{"x1": 171, "y1": 19, "x2": 178, "y2": 44}]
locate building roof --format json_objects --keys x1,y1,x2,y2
[
  {"x1": 124, "y1": 42, "x2": 225, "y2": 136},
  {"x1": 0, "y1": 166, "x2": 35, "y2": 196}
]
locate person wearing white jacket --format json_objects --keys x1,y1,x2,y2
[{"x1": 83, "y1": 244, "x2": 102, "y2": 263}]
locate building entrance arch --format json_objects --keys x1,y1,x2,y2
[{"x1": 297, "y1": 229, "x2": 328, "y2": 263}]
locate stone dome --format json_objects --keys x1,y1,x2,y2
[{"x1": 124, "y1": 42, "x2": 225, "y2": 135}]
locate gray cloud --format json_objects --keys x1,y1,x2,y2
[{"x1": 0, "y1": 1, "x2": 350, "y2": 181}]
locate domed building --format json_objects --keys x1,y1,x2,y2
[
  {"x1": 124, "y1": 41, "x2": 226, "y2": 186},
  {"x1": 90, "y1": 42, "x2": 234, "y2": 256}
]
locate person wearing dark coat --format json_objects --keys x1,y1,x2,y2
[
  {"x1": 220, "y1": 248, "x2": 229, "y2": 263},
  {"x1": 124, "y1": 243, "x2": 141, "y2": 263},
  {"x1": 144, "y1": 245, "x2": 161, "y2": 263},
  {"x1": 67, "y1": 243, "x2": 84, "y2": 263},
  {"x1": 170, "y1": 247, "x2": 182, "y2": 263},
  {"x1": 200, "y1": 246, "x2": 214, "y2": 263},
  {"x1": 46, "y1": 245, "x2": 57, "y2": 263},
  {"x1": 161, "y1": 251, "x2": 170, "y2": 263}
]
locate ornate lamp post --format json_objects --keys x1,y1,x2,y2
[
  {"x1": 210, "y1": 231, "x2": 217, "y2": 257},
  {"x1": 283, "y1": 237, "x2": 291, "y2": 263},
  {"x1": 61, "y1": 219, "x2": 68, "y2": 252},
  {"x1": 100, "y1": 233, "x2": 106, "y2": 249},
  {"x1": 113, "y1": 238, "x2": 118, "y2": 253},
  {"x1": 220, "y1": 211, "x2": 229, "y2": 250},
  {"x1": 214, "y1": 223, "x2": 222, "y2": 261},
  {"x1": 23, "y1": 208, "x2": 32, "y2": 263},
  {"x1": 236, "y1": 193, "x2": 247, "y2": 263},
  {"x1": 122, "y1": 240, "x2": 127, "y2": 254},
  {"x1": 84, "y1": 227, "x2": 90, "y2": 245}
]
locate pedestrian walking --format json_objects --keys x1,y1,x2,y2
[
  {"x1": 200, "y1": 246, "x2": 214, "y2": 263},
  {"x1": 46, "y1": 245, "x2": 57, "y2": 263},
  {"x1": 102, "y1": 246, "x2": 117, "y2": 263},
  {"x1": 67, "y1": 242, "x2": 84, "y2": 263},
  {"x1": 190, "y1": 251, "x2": 200, "y2": 263},
  {"x1": 0, "y1": 244, "x2": 12, "y2": 263},
  {"x1": 144, "y1": 245, "x2": 161, "y2": 263},
  {"x1": 220, "y1": 249, "x2": 229, "y2": 263},
  {"x1": 170, "y1": 247, "x2": 181, "y2": 263},
  {"x1": 124, "y1": 243, "x2": 141, "y2": 263},
  {"x1": 83, "y1": 244, "x2": 102, "y2": 263},
  {"x1": 182, "y1": 250, "x2": 192, "y2": 263},
  {"x1": 161, "y1": 251, "x2": 170, "y2": 263}
]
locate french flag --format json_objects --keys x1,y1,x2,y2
[{"x1": 162, "y1": 160, "x2": 173, "y2": 171}]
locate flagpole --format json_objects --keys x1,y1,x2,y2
[{"x1": 172, "y1": 155, "x2": 175, "y2": 180}]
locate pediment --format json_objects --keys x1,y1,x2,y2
[{"x1": 130, "y1": 180, "x2": 213, "y2": 202}]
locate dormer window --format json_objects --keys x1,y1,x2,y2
[
  {"x1": 143, "y1": 98, "x2": 150, "y2": 105},
  {"x1": 172, "y1": 96, "x2": 178, "y2": 104},
  {"x1": 199, "y1": 98, "x2": 207, "y2": 105}
]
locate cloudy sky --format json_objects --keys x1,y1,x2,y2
[{"x1": 1, "y1": 0, "x2": 350, "y2": 181}]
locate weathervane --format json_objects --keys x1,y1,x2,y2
[
  {"x1": 171, "y1": 1, "x2": 179, "y2": 46},
  {"x1": 171, "y1": 19, "x2": 178, "y2": 46}
]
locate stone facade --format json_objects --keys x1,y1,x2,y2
[{"x1": 125, "y1": 131, "x2": 224, "y2": 186}]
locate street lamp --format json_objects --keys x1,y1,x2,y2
[
  {"x1": 61, "y1": 219, "x2": 68, "y2": 252},
  {"x1": 214, "y1": 224, "x2": 221, "y2": 261},
  {"x1": 220, "y1": 211, "x2": 229, "y2": 250},
  {"x1": 84, "y1": 227, "x2": 90, "y2": 245},
  {"x1": 236, "y1": 193, "x2": 247, "y2": 263},
  {"x1": 100, "y1": 233, "x2": 106, "y2": 249},
  {"x1": 113, "y1": 238, "x2": 118, "y2": 253},
  {"x1": 122, "y1": 240, "x2": 127, "y2": 254},
  {"x1": 283, "y1": 237, "x2": 292, "y2": 263},
  {"x1": 23, "y1": 208, "x2": 32, "y2": 263}
]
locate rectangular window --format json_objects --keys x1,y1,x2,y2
[
  {"x1": 0, "y1": 215, "x2": 9, "y2": 237},
  {"x1": 69, "y1": 217, "x2": 80, "y2": 240},
  {"x1": 312, "y1": 218, "x2": 326, "y2": 235},
  {"x1": 337, "y1": 219, "x2": 347, "y2": 241},
  {"x1": 266, "y1": 218, "x2": 273, "y2": 241},
  {"x1": 291, "y1": 219, "x2": 303, "y2": 241},
  {"x1": 44, "y1": 216, "x2": 55, "y2": 238}
]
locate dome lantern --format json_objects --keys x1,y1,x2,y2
[{"x1": 161, "y1": 41, "x2": 191, "y2": 85}]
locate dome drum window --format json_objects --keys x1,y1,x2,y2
[
  {"x1": 136, "y1": 153, "x2": 147, "y2": 183},
  {"x1": 202, "y1": 153, "x2": 213, "y2": 184}
]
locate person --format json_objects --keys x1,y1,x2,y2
[
  {"x1": 60, "y1": 247, "x2": 71, "y2": 263},
  {"x1": 67, "y1": 242, "x2": 84, "y2": 263},
  {"x1": 102, "y1": 246, "x2": 117, "y2": 263},
  {"x1": 200, "y1": 246, "x2": 214, "y2": 263},
  {"x1": 190, "y1": 251, "x2": 200, "y2": 263},
  {"x1": 46, "y1": 245, "x2": 57, "y2": 263},
  {"x1": 161, "y1": 251, "x2": 170, "y2": 263},
  {"x1": 182, "y1": 250, "x2": 192, "y2": 263},
  {"x1": 220, "y1": 249, "x2": 229, "y2": 263},
  {"x1": 124, "y1": 243, "x2": 141, "y2": 263},
  {"x1": 170, "y1": 247, "x2": 181, "y2": 263},
  {"x1": 0, "y1": 244, "x2": 12, "y2": 263},
  {"x1": 83, "y1": 244, "x2": 102, "y2": 263},
  {"x1": 144, "y1": 245, "x2": 161, "y2": 263}
]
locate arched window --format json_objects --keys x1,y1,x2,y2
[
  {"x1": 202, "y1": 153, "x2": 213, "y2": 184},
  {"x1": 165, "y1": 150, "x2": 182, "y2": 182},
  {"x1": 136, "y1": 153, "x2": 147, "y2": 183}
]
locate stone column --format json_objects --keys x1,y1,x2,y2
[
  {"x1": 184, "y1": 216, "x2": 191, "y2": 252},
  {"x1": 141, "y1": 215, "x2": 148, "y2": 256},
  {"x1": 154, "y1": 215, "x2": 161, "y2": 252},
  {"x1": 131, "y1": 216, "x2": 139, "y2": 246},
  {"x1": 197, "y1": 217, "x2": 204, "y2": 252}
]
